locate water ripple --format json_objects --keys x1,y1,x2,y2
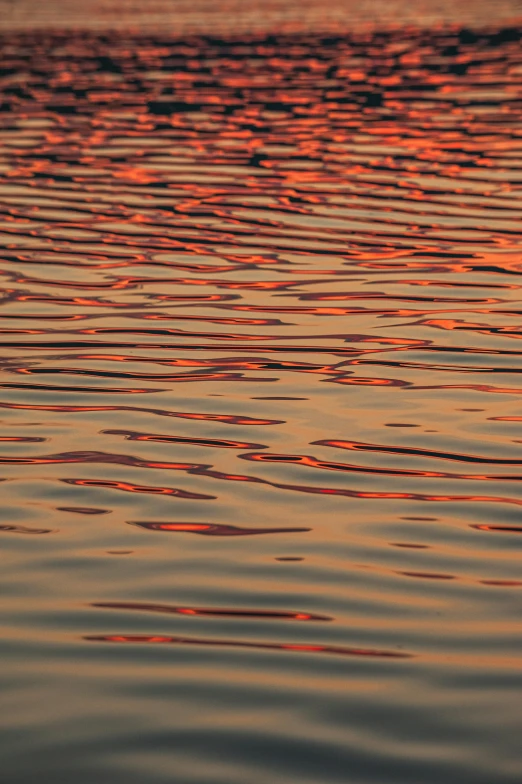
[{"x1": 1, "y1": 19, "x2": 522, "y2": 784}]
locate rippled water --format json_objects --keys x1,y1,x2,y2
[{"x1": 1, "y1": 22, "x2": 522, "y2": 784}]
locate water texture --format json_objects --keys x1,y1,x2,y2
[{"x1": 0, "y1": 22, "x2": 521, "y2": 784}]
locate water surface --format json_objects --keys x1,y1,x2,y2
[{"x1": 0, "y1": 20, "x2": 521, "y2": 784}]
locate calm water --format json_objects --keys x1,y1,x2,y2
[{"x1": 0, "y1": 20, "x2": 522, "y2": 784}]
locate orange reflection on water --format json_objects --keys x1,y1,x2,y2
[
  {"x1": 85, "y1": 633, "x2": 412, "y2": 659},
  {"x1": 1, "y1": 21, "x2": 522, "y2": 784}
]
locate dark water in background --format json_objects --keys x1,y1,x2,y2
[{"x1": 0, "y1": 21, "x2": 522, "y2": 784}]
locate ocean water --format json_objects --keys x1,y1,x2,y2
[{"x1": 0, "y1": 15, "x2": 521, "y2": 784}]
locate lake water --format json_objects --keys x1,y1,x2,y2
[{"x1": 0, "y1": 13, "x2": 521, "y2": 784}]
